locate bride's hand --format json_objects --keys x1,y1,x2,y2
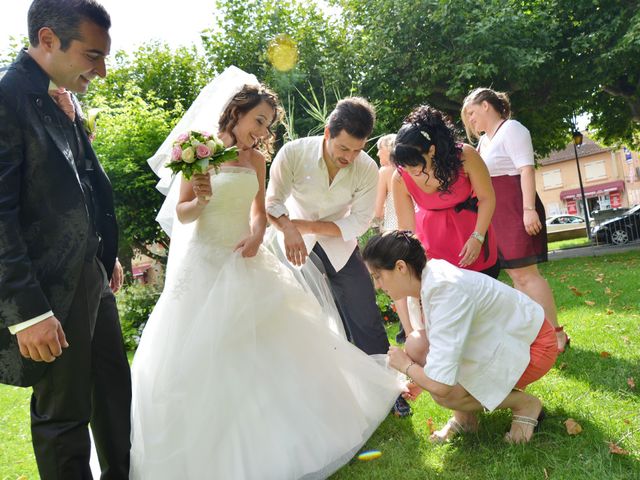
[
  {"x1": 192, "y1": 173, "x2": 212, "y2": 204},
  {"x1": 234, "y1": 234, "x2": 262, "y2": 258}
]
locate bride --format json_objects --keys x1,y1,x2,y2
[{"x1": 129, "y1": 67, "x2": 403, "y2": 479}]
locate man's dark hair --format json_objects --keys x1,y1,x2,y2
[
  {"x1": 28, "y1": 0, "x2": 111, "y2": 51},
  {"x1": 327, "y1": 97, "x2": 376, "y2": 140}
]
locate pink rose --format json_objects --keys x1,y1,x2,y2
[
  {"x1": 196, "y1": 144, "x2": 212, "y2": 159},
  {"x1": 200, "y1": 131, "x2": 212, "y2": 138},
  {"x1": 177, "y1": 132, "x2": 190, "y2": 143},
  {"x1": 171, "y1": 146, "x2": 183, "y2": 162}
]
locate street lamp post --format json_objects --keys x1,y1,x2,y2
[{"x1": 571, "y1": 130, "x2": 591, "y2": 240}]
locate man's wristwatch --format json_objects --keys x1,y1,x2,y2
[{"x1": 470, "y1": 231, "x2": 485, "y2": 243}]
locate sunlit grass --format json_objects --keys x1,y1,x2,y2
[{"x1": 1, "y1": 253, "x2": 639, "y2": 479}]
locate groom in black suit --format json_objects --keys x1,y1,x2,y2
[{"x1": 0, "y1": 0, "x2": 131, "y2": 478}]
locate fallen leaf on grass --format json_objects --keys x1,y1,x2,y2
[
  {"x1": 426, "y1": 417, "x2": 435, "y2": 434},
  {"x1": 568, "y1": 286, "x2": 583, "y2": 296},
  {"x1": 584, "y1": 300, "x2": 596, "y2": 306},
  {"x1": 606, "y1": 309, "x2": 614, "y2": 315},
  {"x1": 558, "y1": 362, "x2": 568, "y2": 370},
  {"x1": 622, "y1": 335, "x2": 630, "y2": 343},
  {"x1": 607, "y1": 442, "x2": 630, "y2": 455},
  {"x1": 623, "y1": 419, "x2": 631, "y2": 425},
  {"x1": 565, "y1": 418, "x2": 583, "y2": 435},
  {"x1": 600, "y1": 351, "x2": 611, "y2": 358},
  {"x1": 595, "y1": 273, "x2": 605, "y2": 283},
  {"x1": 543, "y1": 467, "x2": 549, "y2": 479},
  {"x1": 604, "y1": 287, "x2": 612, "y2": 295},
  {"x1": 628, "y1": 377, "x2": 636, "y2": 389}
]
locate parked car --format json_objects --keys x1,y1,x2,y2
[
  {"x1": 591, "y1": 204, "x2": 640, "y2": 245},
  {"x1": 545, "y1": 215, "x2": 587, "y2": 241},
  {"x1": 546, "y1": 215, "x2": 585, "y2": 226}
]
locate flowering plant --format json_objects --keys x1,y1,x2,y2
[
  {"x1": 165, "y1": 130, "x2": 238, "y2": 180},
  {"x1": 81, "y1": 107, "x2": 101, "y2": 143}
]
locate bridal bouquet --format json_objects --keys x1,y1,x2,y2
[{"x1": 166, "y1": 130, "x2": 238, "y2": 180}]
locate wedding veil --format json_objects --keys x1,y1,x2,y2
[
  {"x1": 147, "y1": 66, "x2": 346, "y2": 338},
  {"x1": 148, "y1": 66, "x2": 260, "y2": 237}
]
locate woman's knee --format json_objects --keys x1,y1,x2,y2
[{"x1": 506, "y1": 264, "x2": 540, "y2": 285}]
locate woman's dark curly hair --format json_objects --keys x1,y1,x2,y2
[
  {"x1": 218, "y1": 84, "x2": 283, "y2": 159},
  {"x1": 393, "y1": 105, "x2": 463, "y2": 194}
]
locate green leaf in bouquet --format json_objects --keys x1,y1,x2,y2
[{"x1": 195, "y1": 157, "x2": 209, "y2": 174}]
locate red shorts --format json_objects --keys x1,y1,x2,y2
[{"x1": 515, "y1": 319, "x2": 558, "y2": 389}]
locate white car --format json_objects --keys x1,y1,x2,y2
[
  {"x1": 546, "y1": 215, "x2": 587, "y2": 240},
  {"x1": 546, "y1": 215, "x2": 585, "y2": 226}
]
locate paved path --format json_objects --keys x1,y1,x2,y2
[{"x1": 549, "y1": 240, "x2": 640, "y2": 260}]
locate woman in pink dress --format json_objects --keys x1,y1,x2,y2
[
  {"x1": 461, "y1": 88, "x2": 568, "y2": 353},
  {"x1": 392, "y1": 105, "x2": 499, "y2": 277}
]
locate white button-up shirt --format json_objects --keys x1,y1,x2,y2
[
  {"x1": 266, "y1": 136, "x2": 378, "y2": 271},
  {"x1": 421, "y1": 259, "x2": 544, "y2": 411}
]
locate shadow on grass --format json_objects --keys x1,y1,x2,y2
[
  {"x1": 553, "y1": 346, "x2": 640, "y2": 395},
  {"x1": 330, "y1": 412, "x2": 435, "y2": 479},
  {"x1": 438, "y1": 409, "x2": 639, "y2": 479}
]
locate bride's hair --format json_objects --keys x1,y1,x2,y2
[
  {"x1": 393, "y1": 105, "x2": 463, "y2": 194},
  {"x1": 218, "y1": 84, "x2": 283, "y2": 158},
  {"x1": 362, "y1": 231, "x2": 426, "y2": 277}
]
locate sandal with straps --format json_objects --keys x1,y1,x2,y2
[
  {"x1": 555, "y1": 326, "x2": 571, "y2": 353},
  {"x1": 504, "y1": 408, "x2": 545, "y2": 444}
]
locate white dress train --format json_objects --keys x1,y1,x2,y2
[{"x1": 129, "y1": 166, "x2": 402, "y2": 479}]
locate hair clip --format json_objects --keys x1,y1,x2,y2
[
  {"x1": 420, "y1": 130, "x2": 431, "y2": 142},
  {"x1": 398, "y1": 230, "x2": 413, "y2": 244}
]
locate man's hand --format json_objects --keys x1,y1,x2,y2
[
  {"x1": 283, "y1": 224, "x2": 308, "y2": 266},
  {"x1": 402, "y1": 381, "x2": 424, "y2": 401},
  {"x1": 110, "y1": 258, "x2": 124, "y2": 293},
  {"x1": 16, "y1": 316, "x2": 69, "y2": 362}
]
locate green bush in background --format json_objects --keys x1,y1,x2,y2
[{"x1": 117, "y1": 283, "x2": 161, "y2": 350}]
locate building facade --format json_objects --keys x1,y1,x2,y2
[{"x1": 535, "y1": 135, "x2": 640, "y2": 218}]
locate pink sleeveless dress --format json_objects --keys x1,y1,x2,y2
[{"x1": 398, "y1": 167, "x2": 498, "y2": 272}]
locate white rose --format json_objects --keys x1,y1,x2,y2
[
  {"x1": 181, "y1": 146, "x2": 196, "y2": 163},
  {"x1": 206, "y1": 140, "x2": 217, "y2": 152},
  {"x1": 191, "y1": 139, "x2": 201, "y2": 148}
]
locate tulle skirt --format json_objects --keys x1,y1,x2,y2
[{"x1": 129, "y1": 245, "x2": 402, "y2": 479}]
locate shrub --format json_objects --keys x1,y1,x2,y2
[{"x1": 116, "y1": 283, "x2": 161, "y2": 350}]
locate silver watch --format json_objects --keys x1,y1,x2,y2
[{"x1": 470, "y1": 231, "x2": 485, "y2": 243}]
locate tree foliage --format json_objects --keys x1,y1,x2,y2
[
  {"x1": 89, "y1": 86, "x2": 182, "y2": 263},
  {"x1": 84, "y1": 43, "x2": 209, "y2": 262},
  {"x1": 201, "y1": 0, "x2": 355, "y2": 139}
]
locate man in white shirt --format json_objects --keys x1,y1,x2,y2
[{"x1": 266, "y1": 98, "x2": 390, "y2": 357}]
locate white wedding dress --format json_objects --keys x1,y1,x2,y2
[{"x1": 129, "y1": 166, "x2": 403, "y2": 479}]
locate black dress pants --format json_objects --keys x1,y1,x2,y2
[
  {"x1": 31, "y1": 257, "x2": 131, "y2": 480},
  {"x1": 312, "y1": 244, "x2": 389, "y2": 355}
]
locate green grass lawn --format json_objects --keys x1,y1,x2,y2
[
  {"x1": 547, "y1": 236, "x2": 591, "y2": 251},
  {"x1": 2, "y1": 252, "x2": 639, "y2": 479}
]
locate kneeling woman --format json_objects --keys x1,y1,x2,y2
[{"x1": 363, "y1": 231, "x2": 557, "y2": 443}]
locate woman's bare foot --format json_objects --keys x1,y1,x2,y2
[
  {"x1": 429, "y1": 411, "x2": 478, "y2": 443},
  {"x1": 505, "y1": 396, "x2": 543, "y2": 444},
  {"x1": 556, "y1": 326, "x2": 570, "y2": 353}
]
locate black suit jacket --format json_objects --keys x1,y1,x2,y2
[{"x1": 0, "y1": 51, "x2": 118, "y2": 386}]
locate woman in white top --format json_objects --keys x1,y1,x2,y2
[
  {"x1": 374, "y1": 133, "x2": 398, "y2": 231},
  {"x1": 363, "y1": 231, "x2": 557, "y2": 444},
  {"x1": 373, "y1": 133, "x2": 415, "y2": 344},
  {"x1": 461, "y1": 88, "x2": 569, "y2": 353}
]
